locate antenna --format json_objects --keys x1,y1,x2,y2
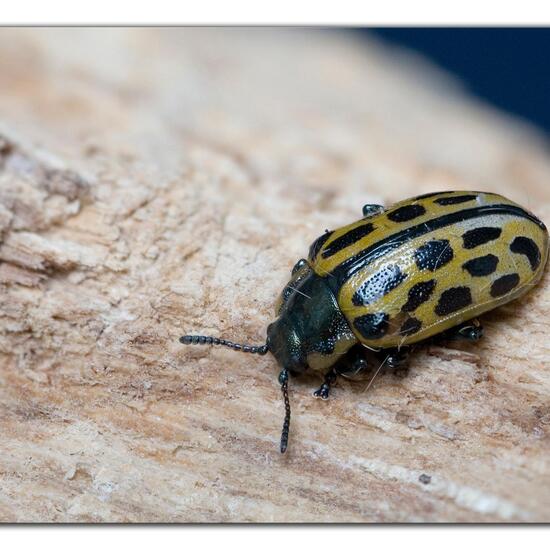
[
  {"x1": 179, "y1": 334, "x2": 268, "y2": 355},
  {"x1": 180, "y1": 333, "x2": 292, "y2": 453},
  {"x1": 279, "y1": 369, "x2": 291, "y2": 453}
]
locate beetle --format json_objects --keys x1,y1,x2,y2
[{"x1": 180, "y1": 191, "x2": 549, "y2": 453}]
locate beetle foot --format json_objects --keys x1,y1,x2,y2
[
  {"x1": 456, "y1": 322, "x2": 483, "y2": 341},
  {"x1": 313, "y1": 368, "x2": 338, "y2": 400},
  {"x1": 440, "y1": 319, "x2": 483, "y2": 342},
  {"x1": 385, "y1": 348, "x2": 409, "y2": 367},
  {"x1": 313, "y1": 383, "x2": 331, "y2": 400},
  {"x1": 383, "y1": 347, "x2": 410, "y2": 377}
]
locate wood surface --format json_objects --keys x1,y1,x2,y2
[{"x1": 0, "y1": 28, "x2": 549, "y2": 522}]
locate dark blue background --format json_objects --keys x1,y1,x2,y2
[{"x1": 364, "y1": 29, "x2": 550, "y2": 135}]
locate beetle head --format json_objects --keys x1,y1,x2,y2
[{"x1": 266, "y1": 317, "x2": 308, "y2": 374}]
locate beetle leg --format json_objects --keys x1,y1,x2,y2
[
  {"x1": 441, "y1": 319, "x2": 484, "y2": 341},
  {"x1": 362, "y1": 204, "x2": 385, "y2": 218},
  {"x1": 313, "y1": 368, "x2": 338, "y2": 400},
  {"x1": 313, "y1": 346, "x2": 374, "y2": 399},
  {"x1": 383, "y1": 347, "x2": 411, "y2": 378},
  {"x1": 455, "y1": 319, "x2": 483, "y2": 341},
  {"x1": 337, "y1": 345, "x2": 371, "y2": 378}
]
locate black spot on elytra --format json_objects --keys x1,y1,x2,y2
[
  {"x1": 400, "y1": 317, "x2": 422, "y2": 336},
  {"x1": 462, "y1": 254, "x2": 499, "y2": 277},
  {"x1": 411, "y1": 191, "x2": 447, "y2": 200},
  {"x1": 401, "y1": 279, "x2": 436, "y2": 312},
  {"x1": 462, "y1": 226, "x2": 502, "y2": 249},
  {"x1": 352, "y1": 265, "x2": 407, "y2": 306},
  {"x1": 434, "y1": 286, "x2": 473, "y2": 316},
  {"x1": 490, "y1": 273, "x2": 520, "y2": 297},
  {"x1": 415, "y1": 239, "x2": 453, "y2": 271},
  {"x1": 434, "y1": 194, "x2": 477, "y2": 206},
  {"x1": 308, "y1": 231, "x2": 333, "y2": 261},
  {"x1": 510, "y1": 236, "x2": 541, "y2": 271},
  {"x1": 387, "y1": 204, "x2": 426, "y2": 223},
  {"x1": 321, "y1": 223, "x2": 375, "y2": 259},
  {"x1": 353, "y1": 312, "x2": 389, "y2": 340}
]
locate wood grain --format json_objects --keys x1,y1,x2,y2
[{"x1": 0, "y1": 28, "x2": 549, "y2": 522}]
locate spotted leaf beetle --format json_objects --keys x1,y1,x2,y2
[{"x1": 181, "y1": 191, "x2": 549, "y2": 453}]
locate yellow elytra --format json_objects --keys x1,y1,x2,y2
[{"x1": 306, "y1": 190, "x2": 548, "y2": 349}]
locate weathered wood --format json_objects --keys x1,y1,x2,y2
[{"x1": 0, "y1": 28, "x2": 549, "y2": 522}]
